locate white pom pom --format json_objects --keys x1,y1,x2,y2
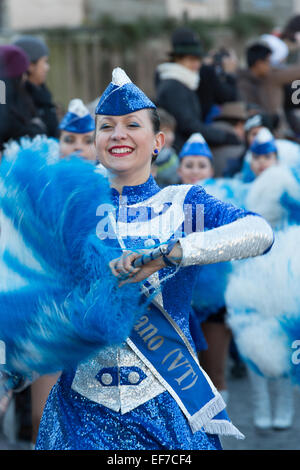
[
  {"x1": 255, "y1": 127, "x2": 274, "y2": 144},
  {"x1": 112, "y1": 67, "x2": 132, "y2": 87},
  {"x1": 187, "y1": 133, "x2": 206, "y2": 144},
  {"x1": 68, "y1": 99, "x2": 89, "y2": 118}
]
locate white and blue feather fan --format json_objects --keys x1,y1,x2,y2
[{"x1": 0, "y1": 138, "x2": 142, "y2": 376}]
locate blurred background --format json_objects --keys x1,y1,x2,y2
[{"x1": 0, "y1": 0, "x2": 298, "y2": 111}]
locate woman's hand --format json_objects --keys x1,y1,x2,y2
[{"x1": 109, "y1": 243, "x2": 183, "y2": 287}]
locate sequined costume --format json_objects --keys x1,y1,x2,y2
[
  {"x1": 35, "y1": 175, "x2": 273, "y2": 450},
  {"x1": 0, "y1": 68, "x2": 273, "y2": 450},
  {"x1": 226, "y1": 163, "x2": 300, "y2": 382}
]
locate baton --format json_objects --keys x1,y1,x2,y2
[
  {"x1": 132, "y1": 239, "x2": 179, "y2": 268},
  {"x1": 132, "y1": 244, "x2": 170, "y2": 268}
]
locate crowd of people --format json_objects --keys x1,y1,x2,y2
[{"x1": 0, "y1": 15, "x2": 300, "y2": 451}]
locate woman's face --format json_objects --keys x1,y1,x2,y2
[
  {"x1": 95, "y1": 109, "x2": 164, "y2": 177},
  {"x1": 60, "y1": 131, "x2": 97, "y2": 162},
  {"x1": 176, "y1": 55, "x2": 202, "y2": 72},
  {"x1": 178, "y1": 155, "x2": 214, "y2": 184},
  {"x1": 28, "y1": 56, "x2": 50, "y2": 86},
  {"x1": 250, "y1": 152, "x2": 278, "y2": 176}
]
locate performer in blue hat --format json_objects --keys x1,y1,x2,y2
[
  {"x1": 249, "y1": 127, "x2": 278, "y2": 177},
  {"x1": 59, "y1": 98, "x2": 97, "y2": 162},
  {"x1": 177, "y1": 133, "x2": 214, "y2": 184},
  {"x1": 0, "y1": 67, "x2": 274, "y2": 450},
  {"x1": 35, "y1": 67, "x2": 275, "y2": 450}
]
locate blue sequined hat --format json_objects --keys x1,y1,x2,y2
[
  {"x1": 95, "y1": 67, "x2": 156, "y2": 116},
  {"x1": 59, "y1": 99, "x2": 95, "y2": 134},
  {"x1": 250, "y1": 127, "x2": 277, "y2": 155},
  {"x1": 179, "y1": 133, "x2": 213, "y2": 160}
]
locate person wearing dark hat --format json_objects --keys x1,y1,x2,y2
[
  {"x1": 0, "y1": 45, "x2": 47, "y2": 152},
  {"x1": 13, "y1": 36, "x2": 59, "y2": 139},
  {"x1": 155, "y1": 28, "x2": 242, "y2": 154}
]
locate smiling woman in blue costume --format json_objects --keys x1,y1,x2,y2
[
  {"x1": 33, "y1": 68, "x2": 275, "y2": 450},
  {"x1": 0, "y1": 68, "x2": 274, "y2": 450}
]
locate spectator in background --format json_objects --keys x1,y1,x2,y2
[
  {"x1": 59, "y1": 99, "x2": 97, "y2": 163},
  {"x1": 279, "y1": 16, "x2": 300, "y2": 138},
  {"x1": 155, "y1": 28, "x2": 242, "y2": 153},
  {"x1": 209, "y1": 101, "x2": 247, "y2": 177},
  {"x1": 177, "y1": 133, "x2": 231, "y2": 404},
  {"x1": 197, "y1": 47, "x2": 239, "y2": 123},
  {"x1": 249, "y1": 127, "x2": 279, "y2": 178},
  {"x1": 237, "y1": 41, "x2": 300, "y2": 137},
  {"x1": 0, "y1": 45, "x2": 46, "y2": 152},
  {"x1": 281, "y1": 14, "x2": 300, "y2": 49},
  {"x1": 151, "y1": 108, "x2": 179, "y2": 187},
  {"x1": 13, "y1": 36, "x2": 59, "y2": 139},
  {"x1": 31, "y1": 98, "x2": 97, "y2": 448}
]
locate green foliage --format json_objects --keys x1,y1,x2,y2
[
  {"x1": 226, "y1": 13, "x2": 275, "y2": 39},
  {"x1": 92, "y1": 14, "x2": 224, "y2": 51},
  {"x1": 28, "y1": 12, "x2": 275, "y2": 52},
  {"x1": 88, "y1": 13, "x2": 275, "y2": 51}
]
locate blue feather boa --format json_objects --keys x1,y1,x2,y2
[{"x1": 0, "y1": 138, "x2": 143, "y2": 376}]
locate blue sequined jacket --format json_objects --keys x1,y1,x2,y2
[{"x1": 71, "y1": 175, "x2": 273, "y2": 414}]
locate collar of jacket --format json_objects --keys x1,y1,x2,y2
[
  {"x1": 157, "y1": 62, "x2": 200, "y2": 90},
  {"x1": 110, "y1": 174, "x2": 161, "y2": 206}
]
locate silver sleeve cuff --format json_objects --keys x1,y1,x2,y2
[{"x1": 179, "y1": 215, "x2": 274, "y2": 267}]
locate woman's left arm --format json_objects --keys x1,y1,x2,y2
[
  {"x1": 177, "y1": 185, "x2": 274, "y2": 267},
  {"x1": 178, "y1": 214, "x2": 273, "y2": 267}
]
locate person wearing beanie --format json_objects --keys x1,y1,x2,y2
[
  {"x1": 0, "y1": 44, "x2": 29, "y2": 79},
  {"x1": 0, "y1": 44, "x2": 47, "y2": 152},
  {"x1": 155, "y1": 28, "x2": 242, "y2": 154},
  {"x1": 13, "y1": 36, "x2": 59, "y2": 139},
  {"x1": 59, "y1": 99, "x2": 97, "y2": 162}
]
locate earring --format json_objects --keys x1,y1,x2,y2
[{"x1": 153, "y1": 149, "x2": 159, "y2": 156}]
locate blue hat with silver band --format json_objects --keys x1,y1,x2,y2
[
  {"x1": 95, "y1": 67, "x2": 156, "y2": 116},
  {"x1": 250, "y1": 127, "x2": 277, "y2": 155},
  {"x1": 179, "y1": 133, "x2": 213, "y2": 160},
  {"x1": 59, "y1": 99, "x2": 95, "y2": 134}
]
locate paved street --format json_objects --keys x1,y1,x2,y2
[
  {"x1": 222, "y1": 365, "x2": 300, "y2": 450},
  {"x1": 0, "y1": 363, "x2": 299, "y2": 451}
]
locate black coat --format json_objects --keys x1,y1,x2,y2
[
  {"x1": 25, "y1": 82, "x2": 59, "y2": 138},
  {"x1": 156, "y1": 78, "x2": 240, "y2": 153},
  {"x1": 0, "y1": 78, "x2": 46, "y2": 151},
  {"x1": 197, "y1": 64, "x2": 238, "y2": 120}
]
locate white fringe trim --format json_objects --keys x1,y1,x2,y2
[
  {"x1": 189, "y1": 395, "x2": 245, "y2": 440},
  {"x1": 204, "y1": 419, "x2": 245, "y2": 440},
  {"x1": 189, "y1": 395, "x2": 225, "y2": 433}
]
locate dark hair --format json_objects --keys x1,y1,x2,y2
[
  {"x1": 282, "y1": 15, "x2": 300, "y2": 41},
  {"x1": 148, "y1": 108, "x2": 161, "y2": 163},
  {"x1": 148, "y1": 107, "x2": 160, "y2": 133},
  {"x1": 246, "y1": 43, "x2": 272, "y2": 68},
  {"x1": 156, "y1": 107, "x2": 176, "y2": 130}
]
